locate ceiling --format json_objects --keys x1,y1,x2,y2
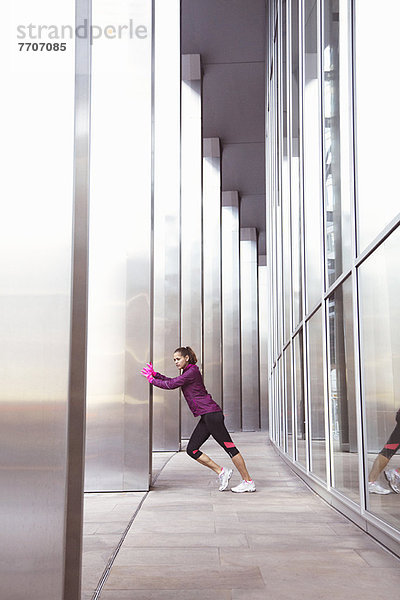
[{"x1": 181, "y1": 0, "x2": 267, "y2": 256}]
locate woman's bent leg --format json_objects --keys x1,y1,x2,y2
[
  {"x1": 186, "y1": 417, "x2": 222, "y2": 474},
  {"x1": 203, "y1": 412, "x2": 253, "y2": 481},
  {"x1": 196, "y1": 453, "x2": 222, "y2": 474}
]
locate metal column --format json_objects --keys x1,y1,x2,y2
[
  {"x1": 181, "y1": 54, "x2": 202, "y2": 438},
  {"x1": 152, "y1": 0, "x2": 181, "y2": 451},
  {"x1": 203, "y1": 137, "x2": 222, "y2": 408},
  {"x1": 0, "y1": 0, "x2": 90, "y2": 597},
  {"x1": 258, "y1": 255, "x2": 269, "y2": 430},
  {"x1": 222, "y1": 191, "x2": 242, "y2": 430},
  {"x1": 240, "y1": 227, "x2": 260, "y2": 430},
  {"x1": 85, "y1": 0, "x2": 153, "y2": 491}
]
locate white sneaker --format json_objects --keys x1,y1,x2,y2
[
  {"x1": 217, "y1": 467, "x2": 233, "y2": 491},
  {"x1": 384, "y1": 469, "x2": 400, "y2": 494},
  {"x1": 231, "y1": 480, "x2": 256, "y2": 493},
  {"x1": 368, "y1": 481, "x2": 391, "y2": 494}
]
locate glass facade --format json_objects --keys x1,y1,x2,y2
[
  {"x1": 354, "y1": 0, "x2": 400, "y2": 252},
  {"x1": 327, "y1": 277, "x2": 358, "y2": 502},
  {"x1": 267, "y1": 0, "x2": 400, "y2": 549},
  {"x1": 360, "y1": 229, "x2": 400, "y2": 529},
  {"x1": 308, "y1": 307, "x2": 326, "y2": 481},
  {"x1": 323, "y1": 0, "x2": 352, "y2": 286}
]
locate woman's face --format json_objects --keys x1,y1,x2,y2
[{"x1": 173, "y1": 352, "x2": 189, "y2": 370}]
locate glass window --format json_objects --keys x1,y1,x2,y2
[
  {"x1": 276, "y1": 196, "x2": 283, "y2": 353},
  {"x1": 303, "y1": 0, "x2": 323, "y2": 311},
  {"x1": 276, "y1": 26, "x2": 283, "y2": 353},
  {"x1": 290, "y1": 0, "x2": 303, "y2": 327},
  {"x1": 273, "y1": 37, "x2": 280, "y2": 361},
  {"x1": 294, "y1": 330, "x2": 307, "y2": 466},
  {"x1": 355, "y1": 1, "x2": 400, "y2": 251},
  {"x1": 327, "y1": 277, "x2": 358, "y2": 502},
  {"x1": 308, "y1": 307, "x2": 326, "y2": 481},
  {"x1": 270, "y1": 370, "x2": 276, "y2": 444},
  {"x1": 360, "y1": 228, "x2": 400, "y2": 529},
  {"x1": 323, "y1": 0, "x2": 352, "y2": 286},
  {"x1": 278, "y1": 358, "x2": 285, "y2": 450},
  {"x1": 281, "y1": 0, "x2": 291, "y2": 343},
  {"x1": 273, "y1": 366, "x2": 280, "y2": 447},
  {"x1": 275, "y1": 368, "x2": 280, "y2": 446},
  {"x1": 285, "y1": 345, "x2": 293, "y2": 458}
]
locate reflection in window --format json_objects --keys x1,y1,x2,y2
[
  {"x1": 274, "y1": 35, "x2": 283, "y2": 357},
  {"x1": 323, "y1": 0, "x2": 352, "y2": 286},
  {"x1": 294, "y1": 330, "x2": 306, "y2": 466},
  {"x1": 360, "y1": 228, "x2": 400, "y2": 529},
  {"x1": 281, "y1": 0, "x2": 291, "y2": 343},
  {"x1": 303, "y1": 0, "x2": 323, "y2": 311},
  {"x1": 278, "y1": 359, "x2": 286, "y2": 451},
  {"x1": 285, "y1": 345, "x2": 293, "y2": 458},
  {"x1": 328, "y1": 278, "x2": 358, "y2": 501},
  {"x1": 290, "y1": 0, "x2": 303, "y2": 327},
  {"x1": 271, "y1": 370, "x2": 276, "y2": 444},
  {"x1": 308, "y1": 308, "x2": 326, "y2": 481},
  {"x1": 355, "y1": 0, "x2": 400, "y2": 251}
]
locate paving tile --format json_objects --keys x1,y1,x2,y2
[
  {"x1": 113, "y1": 547, "x2": 220, "y2": 567},
  {"x1": 220, "y1": 547, "x2": 368, "y2": 568},
  {"x1": 258, "y1": 565, "x2": 400, "y2": 599},
  {"x1": 122, "y1": 532, "x2": 249, "y2": 548},
  {"x1": 82, "y1": 534, "x2": 122, "y2": 552},
  {"x1": 130, "y1": 520, "x2": 216, "y2": 534},
  {"x1": 81, "y1": 549, "x2": 112, "y2": 567},
  {"x1": 216, "y1": 522, "x2": 338, "y2": 536},
  {"x1": 232, "y1": 591, "x2": 273, "y2": 600},
  {"x1": 94, "y1": 521, "x2": 129, "y2": 535},
  {"x1": 355, "y1": 548, "x2": 400, "y2": 568},
  {"x1": 84, "y1": 511, "x2": 137, "y2": 523},
  {"x1": 138, "y1": 502, "x2": 215, "y2": 512},
  {"x1": 236, "y1": 510, "x2": 347, "y2": 523},
  {"x1": 99, "y1": 591, "x2": 232, "y2": 600},
  {"x1": 247, "y1": 532, "x2": 379, "y2": 551},
  {"x1": 84, "y1": 523, "x2": 99, "y2": 535},
  {"x1": 327, "y1": 522, "x2": 365, "y2": 535},
  {"x1": 135, "y1": 509, "x2": 236, "y2": 524},
  {"x1": 104, "y1": 565, "x2": 264, "y2": 590}
]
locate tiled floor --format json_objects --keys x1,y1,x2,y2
[
  {"x1": 82, "y1": 452, "x2": 174, "y2": 600},
  {"x1": 84, "y1": 433, "x2": 400, "y2": 600}
]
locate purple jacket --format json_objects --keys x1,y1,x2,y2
[{"x1": 151, "y1": 363, "x2": 221, "y2": 417}]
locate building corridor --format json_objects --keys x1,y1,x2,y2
[{"x1": 83, "y1": 433, "x2": 400, "y2": 600}]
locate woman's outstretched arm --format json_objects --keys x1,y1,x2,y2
[{"x1": 149, "y1": 367, "x2": 195, "y2": 390}]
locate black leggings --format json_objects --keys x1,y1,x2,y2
[
  {"x1": 186, "y1": 411, "x2": 240, "y2": 460},
  {"x1": 380, "y1": 409, "x2": 400, "y2": 459}
]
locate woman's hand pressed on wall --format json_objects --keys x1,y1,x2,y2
[{"x1": 140, "y1": 365, "x2": 154, "y2": 383}]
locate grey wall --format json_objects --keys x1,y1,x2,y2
[
  {"x1": 222, "y1": 192, "x2": 242, "y2": 430},
  {"x1": 84, "y1": 0, "x2": 153, "y2": 492},
  {"x1": 182, "y1": 0, "x2": 266, "y2": 255},
  {"x1": 0, "y1": 0, "x2": 91, "y2": 597},
  {"x1": 181, "y1": 55, "x2": 203, "y2": 438},
  {"x1": 203, "y1": 138, "x2": 223, "y2": 408},
  {"x1": 152, "y1": 0, "x2": 181, "y2": 452}
]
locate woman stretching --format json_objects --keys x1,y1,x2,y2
[{"x1": 141, "y1": 346, "x2": 256, "y2": 493}]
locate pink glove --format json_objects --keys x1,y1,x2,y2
[
  {"x1": 145, "y1": 362, "x2": 156, "y2": 376},
  {"x1": 140, "y1": 366, "x2": 154, "y2": 383}
]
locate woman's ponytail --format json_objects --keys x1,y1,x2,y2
[{"x1": 175, "y1": 346, "x2": 198, "y2": 364}]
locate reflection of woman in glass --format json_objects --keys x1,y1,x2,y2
[
  {"x1": 141, "y1": 346, "x2": 256, "y2": 493},
  {"x1": 368, "y1": 409, "x2": 400, "y2": 494}
]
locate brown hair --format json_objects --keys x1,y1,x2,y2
[{"x1": 174, "y1": 346, "x2": 198, "y2": 364}]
